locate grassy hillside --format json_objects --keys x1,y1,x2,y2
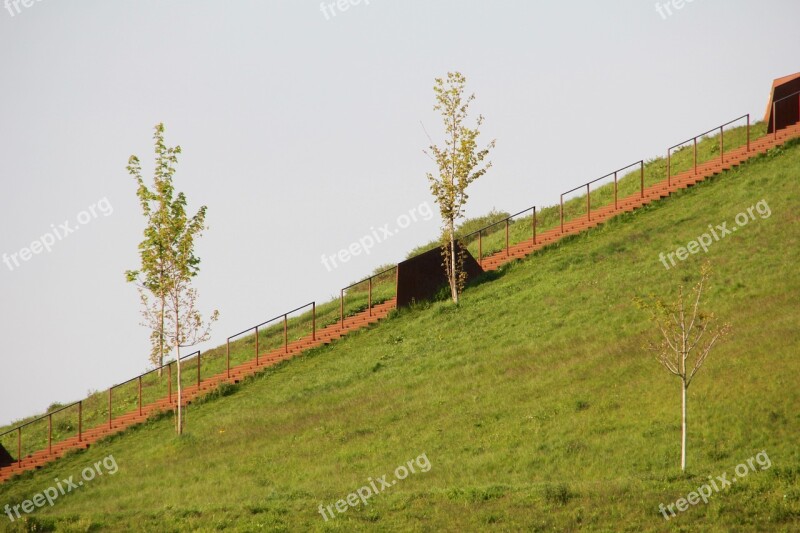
[
  {"x1": 410, "y1": 121, "x2": 765, "y2": 261},
  {"x1": 0, "y1": 120, "x2": 762, "y2": 454},
  {"x1": 1, "y1": 137, "x2": 799, "y2": 532}
]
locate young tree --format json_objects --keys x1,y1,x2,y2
[
  {"x1": 127, "y1": 123, "x2": 218, "y2": 434},
  {"x1": 160, "y1": 240, "x2": 218, "y2": 435},
  {"x1": 424, "y1": 72, "x2": 495, "y2": 304},
  {"x1": 126, "y1": 124, "x2": 181, "y2": 374},
  {"x1": 635, "y1": 262, "x2": 731, "y2": 471}
]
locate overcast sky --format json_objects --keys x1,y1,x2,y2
[{"x1": 0, "y1": 0, "x2": 797, "y2": 426}]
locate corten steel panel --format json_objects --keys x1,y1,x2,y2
[
  {"x1": 765, "y1": 73, "x2": 800, "y2": 133},
  {"x1": 0, "y1": 444, "x2": 14, "y2": 468},
  {"x1": 396, "y1": 242, "x2": 484, "y2": 307}
]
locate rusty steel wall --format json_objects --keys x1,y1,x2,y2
[
  {"x1": 0, "y1": 444, "x2": 14, "y2": 468},
  {"x1": 767, "y1": 76, "x2": 800, "y2": 133},
  {"x1": 396, "y1": 243, "x2": 484, "y2": 307}
]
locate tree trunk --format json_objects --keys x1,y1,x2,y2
[
  {"x1": 681, "y1": 379, "x2": 687, "y2": 471},
  {"x1": 176, "y1": 346, "x2": 182, "y2": 435},
  {"x1": 175, "y1": 312, "x2": 183, "y2": 435},
  {"x1": 157, "y1": 297, "x2": 165, "y2": 377},
  {"x1": 449, "y1": 219, "x2": 458, "y2": 304}
]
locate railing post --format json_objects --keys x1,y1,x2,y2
[
  {"x1": 614, "y1": 171, "x2": 618, "y2": 210},
  {"x1": 312, "y1": 302, "x2": 316, "y2": 341},
  {"x1": 197, "y1": 352, "x2": 201, "y2": 387},
  {"x1": 368, "y1": 277, "x2": 373, "y2": 317},
  {"x1": 505, "y1": 219, "x2": 510, "y2": 256},
  {"x1": 746, "y1": 114, "x2": 750, "y2": 152},
  {"x1": 108, "y1": 388, "x2": 112, "y2": 429},
  {"x1": 78, "y1": 400, "x2": 82, "y2": 442},
  {"x1": 255, "y1": 325, "x2": 259, "y2": 366},
  {"x1": 774, "y1": 101, "x2": 778, "y2": 139},
  {"x1": 720, "y1": 126, "x2": 724, "y2": 164},
  {"x1": 284, "y1": 314, "x2": 288, "y2": 354},
  {"x1": 693, "y1": 137, "x2": 697, "y2": 174},
  {"x1": 340, "y1": 289, "x2": 344, "y2": 331},
  {"x1": 17, "y1": 428, "x2": 21, "y2": 467},
  {"x1": 226, "y1": 338, "x2": 230, "y2": 379},
  {"x1": 478, "y1": 232, "x2": 482, "y2": 266},
  {"x1": 532, "y1": 207, "x2": 537, "y2": 245},
  {"x1": 667, "y1": 149, "x2": 671, "y2": 187},
  {"x1": 586, "y1": 183, "x2": 591, "y2": 221},
  {"x1": 138, "y1": 376, "x2": 142, "y2": 416},
  {"x1": 640, "y1": 161, "x2": 644, "y2": 198},
  {"x1": 48, "y1": 413, "x2": 52, "y2": 454},
  {"x1": 168, "y1": 363, "x2": 172, "y2": 404},
  {"x1": 560, "y1": 195, "x2": 564, "y2": 233}
]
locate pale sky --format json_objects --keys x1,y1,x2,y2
[{"x1": 1, "y1": 0, "x2": 798, "y2": 426}]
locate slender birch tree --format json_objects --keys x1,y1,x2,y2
[
  {"x1": 126, "y1": 123, "x2": 181, "y2": 374},
  {"x1": 635, "y1": 262, "x2": 731, "y2": 471},
  {"x1": 127, "y1": 123, "x2": 218, "y2": 434},
  {"x1": 160, "y1": 228, "x2": 218, "y2": 435},
  {"x1": 424, "y1": 72, "x2": 495, "y2": 304}
]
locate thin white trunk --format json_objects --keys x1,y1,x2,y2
[
  {"x1": 681, "y1": 380, "x2": 687, "y2": 471},
  {"x1": 175, "y1": 308, "x2": 183, "y2": 435},
  {"x1": 176, "y1": 345, "x2": 182, "y2": 435},
  {"x1": 449, "y1": 220, "x2": 458, "y2": 304},
  {"x1": 157, "y1": 298, "x2": 165, "y2": 377},
  {"x1": 680, "y1": 312, "x2": 687, "y2": 472}
]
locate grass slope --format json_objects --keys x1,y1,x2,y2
[
  {"x1": 0, "y1": 121, "x2": 762, "y2": 454},
  {"x1": 1, "y1": 138, "x2": 799, "y2": 532}
]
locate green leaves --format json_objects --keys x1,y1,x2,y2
[
  {"x1": 126, "y1": 123, "x2": 216, "y2": 370},
  {"x1": 425, "y1": 72, "x2": 496, "y2": 303}
]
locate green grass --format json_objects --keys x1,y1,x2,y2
[
  {"x1": 0, "y1": 271, "x2": 397, "y2": 460},
  {"x1": 408, "y1": 120, "x2": 767, "y2": 264},
  {"x1": 1, "y1": 134, "x2": 799, "y2": 532},
  {"x1": 0, "y1": 120, "x2": 764, "y2": 455}
]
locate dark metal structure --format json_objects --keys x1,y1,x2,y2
[
  {"x1": 396, "y1": 242, "x2": 483, "y2": 307},
  {"x1": 0, "y1": 444, "x2": 14, "y2": 468},
  {"x1": 765, "y1": 73, "x2": 800, "y2": 134}
]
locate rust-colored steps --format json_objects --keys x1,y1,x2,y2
[
  {"x1": 478, "y1": 125, "x2": 799, "y2": 272},
  {"x1": 0, "y1": 298, "x2": 397, "y2": 483},
  {"x1": 2, "y1": 123, "x2": 798, "y2": 485}
]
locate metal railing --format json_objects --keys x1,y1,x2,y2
[
  {"x1": 559, "y1": 161, "x2": 644, "y2": 234},
  {"x1": 176, "y1": 350, "x2": 202, "y2": 392},
  {"x1": 459, "y1": 206, "x2": 537, "y2": 267},
  {"x1": 667, "y1": 114, "x2": 750, "y2": 186},
  {"x1": 0, "y1": 354, "x2": 187, "y2": 468},
  {"x1": 226, "y1": 302, "x2": 315, "y2": 377},
  {"x1": 340, "y1": 266, "x2": 398, "y2": 330},
  {"x1": 771, "y1": 89, "x2": 800, "y2": 138},
  {"x1": 4, "y1": 107, "x2": 800, "y2": 477},
  {"x1": 0, "y1": 401, "x2": 81, "y2": 468}
]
